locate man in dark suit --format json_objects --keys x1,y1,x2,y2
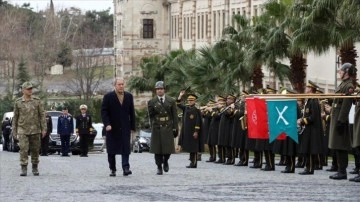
[
  {"x1": 76, "y1": 104, "x2": 93, "y2": 157},
  {"x1": 148, "y1": 81, "x2": 178, "y2": 175},
  {"x1": 101, "y1": 78, "x2": 136, "y2": 177}
]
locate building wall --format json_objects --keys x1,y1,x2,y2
[{"x1": 114, "y1": 0, "x2": 360, "y2": 94}]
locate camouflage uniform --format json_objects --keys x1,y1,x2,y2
[{"x1": 12, "y1": 82, "x2": 47, "y2": 172}]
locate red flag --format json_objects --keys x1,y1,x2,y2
[{"x1": 246, "y1": 98, "x2": 269, "y2": 139}]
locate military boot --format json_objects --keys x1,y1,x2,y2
[
  {"x1": 20, "y1": 165, "x2": 27, "y2": 176},
  {"x1": 32, "y1": 164, "x2": 39, "y2": 176}
]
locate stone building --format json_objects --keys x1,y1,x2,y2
[{"x1": 114, "y1": 0, "x2": 360, "y2": 93}]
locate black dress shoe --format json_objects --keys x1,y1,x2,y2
[
  {"x1": 349, "y1": 175, "x2": 360, "y2": 182},
  {"x1": 214, "y1": 160, "x2": 224, "y2": 164},
  {"x1": 261, "y1": 165, "x2": 275, "y2": 171},
  {"x1": 250, "y1": 164, "x2": 262, "y2": 169},
  {"x1": 186, "y1": 164, "x2": 197, "y2": 168},
  {"x1": 163, "y1": 162, "x2": 169, "y2": 172},
  {"x1": 298, "y1": 170, "x2": 314, "y2": 175},
  {"x1": 109, "y1": 170, "x2": 116, "y2": 177},
  {"x1": 224, "y1": 160, "x2": 234, "y2": 165},
  {"x1": 326, "y1": 166, "x2": 338, "y2": 172},
  {"x1": 234, "y1": 161, "x2": 243, "y2": 166},
  {"x1": 329, "y1": 172, "x2": 347, "y2": 180},
  {"x1": 314, "y1": 166, "x2": 322, "y2": 170},
  {"x1": 157, "y1": 168, "x2": 163, "y2": 175},
  {"x1": 123, "y1": 169, "x2": 132, "y2": 176},
  {"x1": 281, "y1": 170, "x2": 295, "y2": 173},
  {"x1": 206, "y1": 158, "x2": 216, "y2": 162},
  {"x1": 349, "y1": 169, "x2": 359, "y2": 174}
]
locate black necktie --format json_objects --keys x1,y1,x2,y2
[{"x1": 160, "y1": 97, "x2": 163, "y2": 104}]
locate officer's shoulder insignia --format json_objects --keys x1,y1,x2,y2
[
  {"x1": 305, "y1": 108, "x2": 310, "y2": 113},
  {"x1": 190, "y1": 114, "x2": 194, "y2": 119},
  {"x1": 32, "y1": 96, "x2": 40, "y2": 100}
]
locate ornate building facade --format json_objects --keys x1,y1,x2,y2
[{"x1": 114, "y1": 0, "x2": 359, "y2": 93}]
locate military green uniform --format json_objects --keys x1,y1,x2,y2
[
  {"x1": 329, "y1": 77, "x2": 354, "y2": 178},
  {"x1": 12, "y1": 96, "x2": 46, "y2": 167},
  {"x1": 148, "y1": 95, "x2": 178, "y2": 171}
]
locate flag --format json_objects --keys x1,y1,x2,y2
[
  {"x1": 246, "y1": 98, "x2": 269, "y2": 139},
  {"x1": 266, "y1": 100, "x2": 298, "y2": 143}
]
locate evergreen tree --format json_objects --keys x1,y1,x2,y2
[{"x1": 16, "y1": 58, "x2": 31, "y2": 95}]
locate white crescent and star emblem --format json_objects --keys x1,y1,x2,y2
[{"x1": 251, "y1": 110, "x2": 257, "y2": 125}]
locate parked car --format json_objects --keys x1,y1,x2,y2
[
  {"x1": 92, "y1": 123, "x2": 104, "y2": 151},
  {"x1": 132, "y1": 129, "x2": 151, "y2": 153}
]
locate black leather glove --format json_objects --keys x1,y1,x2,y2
[
  {"x1": 173, "y1": 129, "x2": 178, "y2": 138},
  {"x1": 336, "y1": 121, "x2": 345, "y2": 135}
]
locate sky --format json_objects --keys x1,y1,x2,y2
[{"x1": 8, "y1": 0, "x2": 114, "y2": 13}]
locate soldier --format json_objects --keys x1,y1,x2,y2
[
  {"x1": 57, "y1": 107, "x2": 74, "y2": 157},
  {"x1": 40, "y1": 112, "x2": 52, "y2": 156},
  {"x1": 329, "y1": 63, "x2": 357, "y2": 180},
  {"x1": 208, "y1": 96, "x2": 226, "y2": 163},
  {"x1": 218, "y1": 94, "x2": 236, "y2": 165},
  {"x1": 76, "y1": 104, "x2": 94, "y2": 157},
  {"x1": 12, "y1": 81, "x2": 47, "y2": 176},
  {"x1": 297, "y1": 81, "x2": 323, "y2": 175},
  {"x1": 148, "y1": 81, "x2": 178, "y2": 175},
  {"x1": 177, "y1": 92, "x2": 203, "y2": 168},
  {"x1": 232, "y1": 91, "x2": 249, "y2": 166},
  {"x1": 349, "y1": 83, "x2": 360, "y2": 182},
  {"x1": 202, "y1": 99, "x2": 216, "y2": 162},
  {"x1": 1, "y1": 117, "x2": 12, "y2": 151}
]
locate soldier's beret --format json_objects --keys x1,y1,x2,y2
[{"x1": 22, "y1": 81, "x2": 33, "y2": 89}]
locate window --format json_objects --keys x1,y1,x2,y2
[{"x1": 143, "y1": 19, "x2": 154, "y2": 39}]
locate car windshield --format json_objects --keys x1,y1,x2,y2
[{"x1": 139, "y1": 130, "x2": 151, "y2": 138}]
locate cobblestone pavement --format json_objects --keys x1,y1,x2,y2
[{"x1": 1, "y1": 146, "x2": 359, "y2": 201}]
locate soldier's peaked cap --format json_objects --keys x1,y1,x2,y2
[
  {"x1": 22, "y1": 81, "x2": 33, "y2": 89},
  {"x1": 306, "y1": 80, "x2": 319, "y2": 89},
  {"x1": 187, "y1": 93, "x2": 198, "y2": 101}
]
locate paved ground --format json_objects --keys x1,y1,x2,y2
[{"x1": 0, "y1": 145, "x2": 359, "y2": 201}]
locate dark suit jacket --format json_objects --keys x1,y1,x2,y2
[{"x1": 101, "y1": 90, "x2": 136, "y2": 155}]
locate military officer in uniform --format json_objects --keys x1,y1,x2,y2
[
  {"x1": 148, "y1": 81, "x2": 178, "y2": 175},
  {"x1": 57, "y1": 107, "x2": 74, "y2": 157},
  {"x1": 298, "y1": 81, "x2": 323, "y2": 175},
  {"x1": 76, "y1": 104, "x2": 94, "y2": 157},
  {"x1": 177, "y1": 92, "x2": 203, "y2": 168},
  {"x1": 350, "y1": 83, "x2": 360, "y2": 182},
  {"x1": 329, "y1": 63, "x2": 357, "y2": 180},
  {"x1": 12, "y1": 81, "x2": 47, "y2": 176}
]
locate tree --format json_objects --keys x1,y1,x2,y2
[{"x1": 16, "y1": 58, "x2": 31, "y2": 95}]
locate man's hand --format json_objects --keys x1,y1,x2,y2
[
  {"x1": 173, "y1": 129, "x2": 178, "y2": 138},
  {"x1": 193, "y1": 132, "x2": 198, "y2": 139},
  {"x1": 42, "y1": 131, "x2": 47, "y2": 138},
  {"x1": 106, "y1": 125, "x2": 112, "y2": 131}
]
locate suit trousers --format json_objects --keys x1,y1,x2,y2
[{"x1": 108, "y1": 154, "x2": 130, "y2": 171}]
